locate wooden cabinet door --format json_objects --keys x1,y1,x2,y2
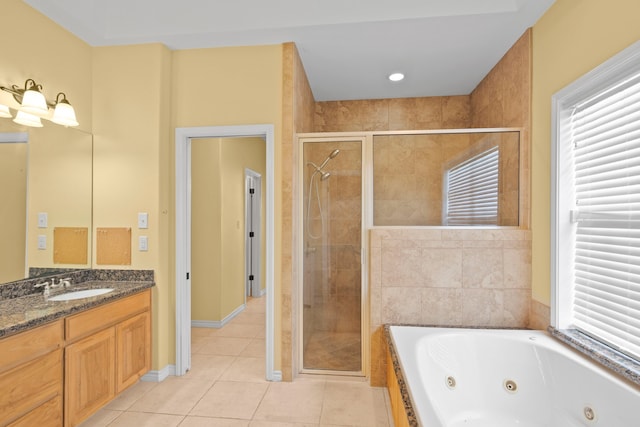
[
  {"x1": 65, "y1": 327, "x2": 115, "y2": 427},
  {"x1": 0, "y1": 349, "x2": 62, "y2": 426},
  {"x1": 8, "y1": 395, "x2": 63, "y2": 427},
  {"x1": 116, "y1": 311, "x2": 151, "y2": 393}
]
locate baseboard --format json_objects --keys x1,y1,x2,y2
[
  {"x1": 141, "y1": 364, "x2": 175, "y2": 382},
  {"x1": 270, "y1": 370, "x2": 283, "y2": 381},
  {"x1": 191, "y1": 303, "x2": 246, "y2": 328}
]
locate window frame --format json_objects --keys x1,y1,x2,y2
[{"x1": 551, "y1": 40, "x2": 640, "y2": 361}]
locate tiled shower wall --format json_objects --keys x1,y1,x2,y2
[
  {"x1": 282, "y1": 43, "x2": 317, "y2": 380},
  {"x1": 283, "y1": 29, "x2": 549, "y2": 381},
  {"x1": 369, "y1": 228, "x2": 532, "y2": 385},
  {"x1": 373, "y1": 131, "x2": 520, "y2": 226},
  {"x1": 303, "y1": 142, "x2": 362, "y2": 336}
]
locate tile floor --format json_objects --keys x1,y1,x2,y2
[{"x1": 81, "y1": 297, "x2": 394, "y2": 426}]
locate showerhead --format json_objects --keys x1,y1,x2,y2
[
  {"x1": 318, "y1": 148, "x2": 340, "y2": 169},
  {"x1": 307, "y1": 148, "x2": 340, "y2": 181}
]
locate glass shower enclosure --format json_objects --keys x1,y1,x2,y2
[{"x1": 300, "y1": 137, "x2": 363, "y2": 373}]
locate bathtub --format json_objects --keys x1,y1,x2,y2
[{"x1": 388, "y1": 326, "x2": 640, "y2": 427}]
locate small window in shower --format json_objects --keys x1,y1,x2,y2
[
  {"x1": 443, "y1": 146, "x2": 499, "y2": 225},
  {"x1": 372, "y1": 130, "x2": 519, "y2": 226}
]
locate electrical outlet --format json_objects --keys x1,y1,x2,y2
[
  {"x1": 37, "y1": 235, "x2": 46, "y2": 250},
  {"x1": 139, "y1": 236, "x2": 148, "y2": 251}
]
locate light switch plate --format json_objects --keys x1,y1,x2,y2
[
  {"x1": 138, "y1": 212, "x2": 148, "y2": 229},
  {"x1": 38, "y1": 212, "x2": 48, "y2": 228}
]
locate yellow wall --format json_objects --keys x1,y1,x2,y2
[
  {"x1": 27, "y1": 126, "x2": 92, "y2": 269},
  {"x1": 3, "y1": 5, "x2": 282, "y2": 371},
  {"x1": 1, "y1": 0, "x2": 93, "y2": 280},
  {"x1": 1, "y1": 0, "x2": 92, "y2": 130},
  {"x1": 191, "y1": 137, "x2": 266, "y2": 322},
  {"x1": 191, "y1": 139, "x2": 223, "y2": 321},
  {"x1": 171, "y1": 45, "x2": 283, "y2": 367},
  {"x1": 531, "y1": 0, "x2": 640, "y2": 304},
  {"x1": 92, "y1": 43, "x2": 173, "y2": 370},
  {"x1": 222, "y1": 137, "x2": 268, "y2": 303}
]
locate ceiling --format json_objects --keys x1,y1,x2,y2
[{"x1": 24, "y1": 0, "x2": 555, "y2": 101}]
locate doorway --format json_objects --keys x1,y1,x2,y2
[{"x1": 175, "y1": 125, "x2": 278, "y2": 381}]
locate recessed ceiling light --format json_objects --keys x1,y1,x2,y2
[{"x1": 388, "y1": 72, "x2": 405, "y2": 82}]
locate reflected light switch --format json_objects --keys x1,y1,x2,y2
[{"x1": 138, "y1": 212, "x2": 148, "y2": 229}]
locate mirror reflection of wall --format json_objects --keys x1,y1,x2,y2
[
  {"x1": 0, "y1": 120, "x2": 92, "y2": 284},
  {"x1": 0, "y1": 131, "x2": 28, "y2": 283}
]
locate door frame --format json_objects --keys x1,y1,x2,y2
[
  {"x1": 295, "y1": 133, "x2": 370, "y2": 377},
  {"x1": 175, "y1": 124, "x2": 277, "y2": 380}
]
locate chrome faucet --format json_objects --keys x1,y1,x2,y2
[
  {"x1": 35, "y1": 281, "x2": 51, "y2": 298},
  {"x1": 50, "y1": 277, "x2": 72, "y2": 288}
]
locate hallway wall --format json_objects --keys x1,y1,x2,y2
[{"x1": 191, "y1": 137, "x2": 266, "y2": 324}]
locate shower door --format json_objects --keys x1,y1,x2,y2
[{"x1": 299, "y1": 137, "x2": 364, "y2": 374}]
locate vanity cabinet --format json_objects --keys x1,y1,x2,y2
[
  {"x1": 64, "y1": 290, "x2": 151, "y2": 427},
  {"x1": 387, "y1": 348, "x2": 411, "y2": 427},
  {"x1": 116, "y1": 311, "x2": 151, "y2": 392},
  {"x1": 65, "y1": 328, "x2": 116, "y2": 426},
  {"x1": 0, "y1": 320, "x2": 64, "y2": 427}
]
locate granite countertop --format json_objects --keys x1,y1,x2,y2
[
  {"x1": 0, "y1": 280, "x2": 154, "y2": 339},
  {"x1": 384, "y1": 324, "x2": 419, "y2": 427}
]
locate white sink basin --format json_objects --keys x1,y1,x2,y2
[{"x1": 48, "y1": 288, "x2": 114, "y2": 301}]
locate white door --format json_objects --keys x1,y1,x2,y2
[{"x1": 245, "y1": 169, "x2": 262, "y2": 297}]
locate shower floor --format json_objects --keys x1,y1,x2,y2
[{"x1": 303, "y1": 331, "x2": 362, "y2": 372}]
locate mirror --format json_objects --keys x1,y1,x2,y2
[{"x1": 0, "y1": 119, "x2": 92, "y2": 284}]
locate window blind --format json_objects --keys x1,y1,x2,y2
[
  {"x1": 444, "y1": 146, "x2": 499, "y2": 225},
  {"x1": 570, "y1": 71, "x2": 640, "y2": 360}
]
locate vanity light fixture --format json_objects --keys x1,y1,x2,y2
[
  {"x1": 0, "y1": 104, "x2": 11, "y2": 118},
  {"x1": 51, "y1": 92, "x2": 79, "y2": 127},
  {"x1": 388, "y1": 72, "x2": 405, "y2": 82},
  {"x1": 19, "y1": 79, "x2": 48, "y2": 116},
  {"x1": 13, "y1": 110, "x2": 43, "y2": 128},
  {"x1": 0, "y1": 78, "x2": 79, "y2": 127}
]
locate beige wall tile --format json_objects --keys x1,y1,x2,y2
[
  {"x1": 381, "y1": 247, "x2": 425, "y2": 286},
  {"x1": 503, "y1": 247, "x2": 532, "y2": 289},
  {"x1": 529, "y1": 298, "x2": 550, "y2": 330},
  {"x1": 421, "y1": 288, "x2": 464, "y2": 326},
  {"x1": 462, "y1": 289, "x2": 504, "y2": 326},
  {"x1": 381, "y1": 287, "x2": 422, "y2": 324},
  {"x1": 503, "y1": 289, "x2": 530, "y2": 326},
  {"x1": 421, "y1": 248, "x2": 463, "y2": 288},
  {"x1": 462, "y1": 248, "x2": 504, "y2": 288}
]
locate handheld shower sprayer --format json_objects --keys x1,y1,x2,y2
[
  {"x1": 319, "y1": 149, "x2": 340, "y2": 169},
  {"x1": 306, "y1": 148, "x2": 340, "y2": 239},
  {"x1": 307, "y1": 149, "x2": 340, "y2": 179}
]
